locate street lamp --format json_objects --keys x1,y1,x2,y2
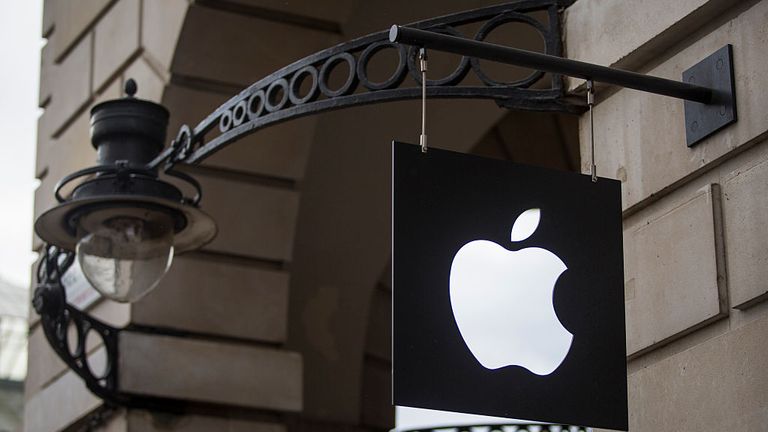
[
  {"x1": 34, "y1": 79, "x2": 216, "y2": 302},
  {"x1": 29, "y1": 1, "x2": 733, "y2": 420}
]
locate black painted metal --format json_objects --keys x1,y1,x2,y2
[
  {"x1": 389, "y1": 25, "x2": 714, "y2": 104},
  {"x1": 403, "y1": 424, "x2": 588, "y2": 432},
  {"x1": 683, "y1": 45, "x2": 737, "y2": 147},
  {"x1": 151, "y1": 0, "x2": 577, "y2": 168},
  {"x1": 32, "y1": 246, "x2": 125, "y2": 405},
  {"x1": 91, "y1": 79, "x2": 170, "y2": 168}
]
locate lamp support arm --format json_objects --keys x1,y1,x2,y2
[{"x1": 388, "y1": 25, "x2": 713, "y2": 104}]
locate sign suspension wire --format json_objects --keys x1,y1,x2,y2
[
  {"x1": 587, "y1": 80, "x2": 597, "y2": 183},
  {"x1": 419, "y1": 48, "x2": 428, "y2": 153}
]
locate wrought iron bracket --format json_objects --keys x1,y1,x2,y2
[
  {"x1": 389, "y1": 26, "x2": 737, "y2": 148},
  {"x1": 683, "y1": 45, "x2": 737, "y2": 147},
  {"x1": 150, "y1": 0, "x2": 579, "y2": 170},
  {"x1": 33, "y1": 246, "x2": 126, "y2": 405}
]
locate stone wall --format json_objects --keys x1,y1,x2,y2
[
  {"x1": 29, "y1": 0, "x2": 767, "y2": 431},
  {"x1": 566, "y1": 0, "x2": 768, "y2": 430}
]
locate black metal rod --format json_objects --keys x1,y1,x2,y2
[{"x1": 389, "y1": 25, "x2": 713, "y2": 104}]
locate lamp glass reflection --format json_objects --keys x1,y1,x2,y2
[{"x1": 75, "y1": 207, "x2": 174, "y2": 302}]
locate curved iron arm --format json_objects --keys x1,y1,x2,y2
[
  {"x1": 403, "y1": 424, "x2": 588, "y2": 432},
  {"x1": 152, "y1": 0, "x2": 579, "y2": 169}
]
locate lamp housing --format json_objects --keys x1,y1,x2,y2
[{"x1": 34, "y1": 80, "x2": 216, "y2": 302}]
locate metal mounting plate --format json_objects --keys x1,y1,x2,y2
[{"x1": 683, "y1": 45, "x2": 736, "y2": 147}]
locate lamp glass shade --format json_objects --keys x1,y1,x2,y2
[{"x1": 75, "y1": 207, "x2": 175, "y2": 303}]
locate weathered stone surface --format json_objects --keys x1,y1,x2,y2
[
  {"x1": 171, "y1": 5, "x2": 339, "y2": 86},
  {"x1": 141, "y1": 0, "x2": 188, "y2": 73},
  {"x1": 163, "y1": 85, "x2": 313, "y2": 179},
  {"x1": 126, "y1": 410, "x2": 286, "y2": 432},
  {"x1": 564, "y1": 0, "x2": 740, "y2": 91},
  {"x1": 722, "y1": 158, "x2": 768, "y2": 309},
  {"x1": 194, "y1": 173, "x2": 299, "y2": 261},
  {"x1": 24, "y1": 327, "x2": 64, "y2": 398},
  {"x1": 39, "y1": 41, "x2": 53, "y2": 107},
  {"x1": 132, "y1": 255, "x2": 289, "y2": 342},
  {"x1": 626, "y1": 313, "x2": 768, "y2": 431},
  {"x1": 119, "y1": 332, "x2": 302, "y2": 411},
  {"x1": 224, "y1": 0, "x2": 358, "y2": 24},
  {"x1": 93, "y1": 0, "x2": 141, "y2": 91},
  {"x1": 624, "y1": 184, "x2": 727, "y2": 356},
  {"x1": 44, "y1": 32, "x2": 92, "y2": 138},
  {"x1": 123, "y1": 56, "x2": 166, "y2": 103},
  {"x1": 42, "y1": 0, "x2": 55, "y2": 37},
  {"x1": 24, "y1": 348, "x2": 105, "y2": 432},
  {"x1": 578, "y1": 0, "x2": 768, "y2": 210},
  {"x1": 50, "y1": 0, "x2": 110, "y2": 61}
]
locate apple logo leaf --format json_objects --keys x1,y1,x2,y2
[{"x1": 510, "y1": 208, "x2": 541, "y2": 242}]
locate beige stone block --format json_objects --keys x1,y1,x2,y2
[
  {"x1": 224, "y1": 0, "x2": 357, "y2": 25},
  {"x1": 141, "y1": 0, "x2": 189, "y2": 73},
  {"x1": 132, "y1": 255, "x2": 289, "y2": 342},
  {"x1": 163, "y1": 85, "x2": 313, "y2": 179},
  {"x1": 579, "y1": 0, "x2": 768, "y2": 210},
  {"x1": 93, "y1": 0, "x2": 140, "y2": 91},
  {"x1": 195, "y1": 173, "x2": 299, "y2": 261},
  {"x1": 45, "y1": 32, "x2": 93, "y2": 139},
  {"x1": 126, "y1": 410, "x2": 285, "y2": 432},
  {"x1": 119, "y1": 332, "x2": 302, "y2": 411},
  {"x1": 42, "y1": 0, "x2": 55, "y2": 37},
  {"x1": 624, "y1": 184, "x2": 727, "y2": 356},
  {"x1": 564, "y1": 0, "x2": 738, "y2": 91},
  {"x1": 172, "y1": 6, "x2": 339, "y2": 86},
  {"x1": 34, "y1": 109, "x2": 94, "y2": 220},
  {"x1": 25, "y1": 326, "x2": 65, "y2": 398},
  {"x1": 24, "y1": 348, "x2": 105, "y2": 432},
  {"x1": 123, "y1": 56, "x2": 166, "y2": 103},
  {"x1": 39, "y1": 41, "x2": 54, "y2": 107},
  {"x1": 51, "y1": 0, "x2": 110, "y2": 61},
  {"x1": 627, "y1": 313, "x2": 768, "y2": 431},
  {"x1": 723, "y1": 158, "x2": 768, "y2": 309}
]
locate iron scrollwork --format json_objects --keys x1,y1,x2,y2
[
  {"x1": 32, "y1": 246, "x2": 125, "y2": 405},
  {"x1": 154, "y1": 0, "x2": 578, "y2": 169}
]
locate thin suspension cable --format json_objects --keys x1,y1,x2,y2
[
  {"x1": 587, "y1": 80, "x2": 597, "y2": 183},
  {"x1": 419, "y1": 48, "x2": 428, "y2": 153}
]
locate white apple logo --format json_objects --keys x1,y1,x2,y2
[{"x1": 449, "y1": 208, "x2": 573, "y2": 375}]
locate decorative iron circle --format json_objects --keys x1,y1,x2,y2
[
  {"x1": 265, "y1": 78, "x2": 290, "y2": 112},
  {"x1": 218, "y1": 109, "x2": 232, "y2": 133},
  {"x1": 407, "y1": 26, "x2": 471, "y2": 86},
  {"x1": 289, "y1": 66, "x2": 319, "y2": 105},
  {"x1": 83, "y1": 329, "x2": 110, "y2": 380},
  {"x1": 232, "y1": 100, "x2": 248, "y2": 127},
  {"x1": 357, "y1": 42, "x2": 408, "y2": 90},
  {"x1": 470, "y1": 12, "x2": 548, "y2": 88},
  {"x1": 65, "y1": 316, "x2": 82, "y2": 357},
  {"x1": 172, "y1": 124, "x2": 193, "y2": 162},
  {"x1": 319, "y1": 52, "x2": 358, "y2": 97},
  {"x1": 247, "y1": 90, "x2": 265, "y2": 120}
]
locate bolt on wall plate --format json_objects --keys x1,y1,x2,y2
[{"x1": 684, "y1": 44, "x2": 737, "y2": 147}]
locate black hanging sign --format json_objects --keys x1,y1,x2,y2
[{"x1": 392, "y1": 141, "x2": 627, "y2": 431}]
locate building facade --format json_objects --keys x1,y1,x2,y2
[{"x1": 27, "y1": 0, "x2": 767, "y2": 431}]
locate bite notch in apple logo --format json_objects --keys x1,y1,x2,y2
[{"x1": 449, "y1": 208, "x2": 573, "y2": 376}]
